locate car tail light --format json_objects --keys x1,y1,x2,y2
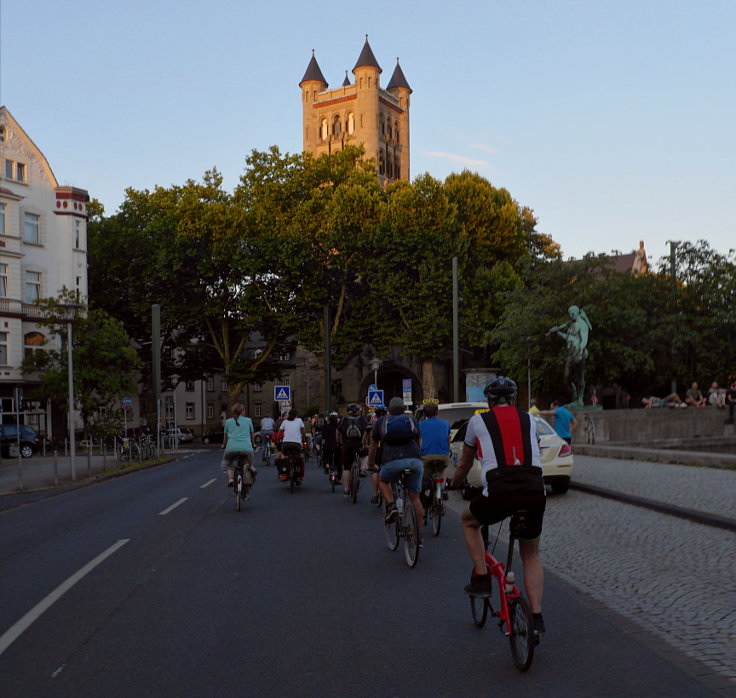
[{"x1": 559, "y1": 443, "x2": 572, "y2": 457}]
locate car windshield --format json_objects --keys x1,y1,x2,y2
[
  {"x1": 534, "y1": 417, "x2": 555, "y2": 435},
  {"x1": 438, "y1": 405, "x2": 487, "y2": 430}
]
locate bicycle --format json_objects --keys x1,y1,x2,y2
[
  {"x1": 423, "y1": 460, "x2": 446, "y2": 537},
  {"x1": 261, "y1": 434, "x2": 274, "y2": 466},
  {"x1": 232, "y1": 456, "x2": 256, "y2": 511},
  {"x1": 383, "y1": 468, "x2": 420, "y2": 568},
  {"x1": 279, "y1": 446, "x2": 303, "y2": 493},
  {"x1": 348, "y1": 453, "x2": 360, "y2": 503},
  {"x1": 468, "y1": 511, "x2": 536, "y2": 672}
]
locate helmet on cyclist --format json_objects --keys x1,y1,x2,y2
[
  {"x1": 347, "y1": 402, "x2": 361, "y2": 416},
  {"x1": 483, "y1": 376, "x2": 518, "y2": 407}
]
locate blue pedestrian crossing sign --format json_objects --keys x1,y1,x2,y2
[
  {"x1": 367, "y1": 389, "x2": 384, "y2": 407},
  {"x1": 274, "y1": 385, "x2": 291, "y2": 401}
]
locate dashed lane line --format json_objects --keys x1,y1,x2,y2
[
  {"x1": 158, "y1": 498, "x2": 188, "y2": 516},
  {"x1": 200, "y1": 479, "x2": 217, "y2": 489},
  {"x1": 0, "y1": 539, "x2": 130, "y2": 656}
]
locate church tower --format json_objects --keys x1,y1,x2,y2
[{"x1": 299, "y1": 37, "x2": 411, "y2": 183}]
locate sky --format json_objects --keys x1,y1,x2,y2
[{"x1": 1, "y1": 0, "x2": 734, "y2": 265}]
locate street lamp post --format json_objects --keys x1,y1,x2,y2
[
  {"x1": 61, "y1": 302, "x2": 82, "y2": 481},
  {"x1": 369, "y1": 357, "x2": 382, "y2": 389}
]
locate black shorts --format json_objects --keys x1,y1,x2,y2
[{"x1": 469, "y1": 468, "x2": 546, "y2": 539}]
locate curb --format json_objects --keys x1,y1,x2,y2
[{"x1": 570, "y1": 481, "x2": 736, "y2": 532}]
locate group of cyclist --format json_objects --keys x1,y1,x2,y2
[{"x1": 219, "y1": 374, "x2": 546, "y2": 640}]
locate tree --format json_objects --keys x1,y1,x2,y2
[{"x1": 21, "y1": 291, "x2": 139, "y2": 436}]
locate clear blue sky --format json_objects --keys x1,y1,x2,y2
[{"x1": 2, "y1": 0, "x2": 734, "y2": 264}]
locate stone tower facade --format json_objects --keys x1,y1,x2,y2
[{"x1": 300, "y1": 38, "x2": 411, "y2": 183}]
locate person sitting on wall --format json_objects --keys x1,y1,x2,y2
[
  {"x1": 707, "y1": 382, "x2": 726, "y2": 408},
  {"x1": 642, "y1": 393, "x2": 684, "y2": 409},
  {"x1": 685, "y1": 382, "x2": 707, "y2": 408}
]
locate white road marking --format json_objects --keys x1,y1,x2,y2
[
  {"x1": 158, "y1": 497, "x2": 188, "y2": 515},
  {"x1": 0, "y1": 539, "x2": 130, "y2": 657},
  {"x1": 200, "y1": 479, "x2": 217, "y2": 489}
]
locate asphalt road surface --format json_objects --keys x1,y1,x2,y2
[{"x1": 0, "y1": 449, "x2": 725, "y2": 697}]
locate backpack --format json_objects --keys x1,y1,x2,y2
[
  {"x1": 344, "y1": 418, "x2": 363, "y2": 440},
  {"x1": 382, "y1": 413, "x2": 417, "y2": 446}
]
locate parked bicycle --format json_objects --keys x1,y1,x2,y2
[
  {"x1": 469, "y1": 511, "x2": 536, "y2": 672},
  {"x1": 383, "y1": 468, "x2": 420, "y2": 568}
]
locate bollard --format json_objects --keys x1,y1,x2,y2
[{"x1": 54, "y1": 450, "x2": 59, "y2": 486}]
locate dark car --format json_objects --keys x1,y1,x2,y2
[
  {"x1": 0, "y1": 424, "x2": 42, "y2": 458},
  {"x1": 202, "y1": 426, "x2": 225, "y2": 445}
]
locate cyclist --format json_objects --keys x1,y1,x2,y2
[
  {"x1": 260, "y1": 414, "x2": 276, "y2": 463},
  {"x1": 418, "y1": 402, "x2": 451, "y2": 510},
  {"x1": 321, "y1": 411, "x2": 340, "y2": 474},
  {"x1": 369, "y1": 397, "x2": 423, "y2": 529},
  {"x1": 279, "y1": 408, "x2": 307, "y2": 484},
  {"x1": 336, "y1": 403, "x2": 369, "y2": 497},
  {"x1": 451, "y1": 376, "x2": 546, "y2": 638},
  {"x1": 221, "y1": 403, "x2": 256, "y2": 489},
  {"x1": 366, "y1": 405, "x2": 387, "y2": 504}
]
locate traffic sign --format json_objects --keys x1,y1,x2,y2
[
  {"x1": 367, "y1": 389, "x2": 384, "y2": 407},
  {"x1": 402, "y1": 379, "x2": 412, "y2": 405},
  {"x1": 274, "y1": 385, "x2": 291, "y2": 402}
]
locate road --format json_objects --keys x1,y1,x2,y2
[{"x1": 1, "y1": 449, "x2": 731, "y2": 697}]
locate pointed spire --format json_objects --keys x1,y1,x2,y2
[
  {"x1": 299, "y1": 49, "x2": 328, "y2": 87},
  {"x1": 353, "y1": 35, "x2": 382, "y2": 73},
  {"x1": 387, "y1": 58, "x2": 412, "y2": 93},
  {"x1": 342, "y1": 70, "x2": 351, "y2": 87}
]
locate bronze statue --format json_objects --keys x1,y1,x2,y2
[{"x1": 548, "y1": 305, "x2": 592, "y2": 407}]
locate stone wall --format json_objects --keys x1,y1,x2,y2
[{"x1": 570, "y1": 408, "x2": 734, "y2": 445}]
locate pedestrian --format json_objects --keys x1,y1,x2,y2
[{"x1": 541, "y1": 401, "x2": 577, "y2": 444}]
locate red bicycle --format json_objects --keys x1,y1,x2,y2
[{"x1": 469, "y1": 510, "x2": 536, "y2": 671}]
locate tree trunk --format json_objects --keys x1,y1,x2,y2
[{"x1": 422, "y1": 359, "x2": 436, "y2": 401}]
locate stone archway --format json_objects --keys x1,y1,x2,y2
[{"x1": 359, "y1": 365, "x2": 423, "y2": 408}]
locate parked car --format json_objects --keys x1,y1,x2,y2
[
  {"x1": 202, "y1": 426, "x2": 225, "y2": 445},
  {"x1": 0, "y1": 424, "x2": 43, "y2": 458},
  {"x1": 177, "y1": 427, "x2": 194, "y2": 443},
  {"x1": 435, "y1": 402, "x2": 574, "y2": 494}
]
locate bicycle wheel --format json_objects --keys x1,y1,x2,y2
[
  {"x1": 470, "y1": 574, "x2": 489, "y2": 628},
  {"x1": 384, "y1": 507, "x2": 400, "y2": 551},
  {"x1": 431, "y1": 495, "x2": 443, "y2": 537},
  {"x1": 235, "y1": 473, "x2": 243, "y2": 511},
  {"x1": 402, "y1": 502, "x2": 420, "y2": 568},
  {"x1": 509, "y1": 596, "x2": 535, "y2": 672},
  {"x1": 350, "y1": 461, "x2": 359, "y2": 503},
  {"x1": 290, "y1": 464, "x2": 296, "y2": 493}
]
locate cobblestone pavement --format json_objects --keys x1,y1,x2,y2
[
  {"x1": 572, "y1": 455, "x2": 736, "y2": 519},
  {"x1": 447, "y1": 458, "x2": 736, "y2": 691}
]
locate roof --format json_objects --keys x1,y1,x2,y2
[
  {"x1": 342, "y1": 71, "x2": 351, "y2": 87},
  {"x1": 386, "y1": 59, "x2": 412, "y2": 93},
  {"x1": 353, "y1": 36, "x2": 382, "y2": 73},
  {"x1": 299, "y1": 51, "x2": 328, "y2": 86}
]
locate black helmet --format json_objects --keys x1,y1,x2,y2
[
  {"x1": 347, "y1": 402, "x2": 361, "y2": 416},
  {"x1": 483, "y1": 376, "x2": 517, "y2": 406}
]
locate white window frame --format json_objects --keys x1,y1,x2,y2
[
  {"x1": 24, "y1": 331, "x2": 45, "y2": 358},
  {"x1": 207, "y1": 377, "x2": 214, "y2": 391},
  {"x1": 5, "y1": 160, "x2": 12, "y2": 179},
  {"x1": 24, "y1": 212, "x2": 40, "y2": 244},
  {"x1": 207, "y1": 402, "x2": 214, "y2": 419},
  {"x1": 0, "y1": 263, "x2": 7, "y2": 297},
  {"x1": 74, "y1": 219, "x2": 81, "y2": 248},
  {"x1": 185, "y1": 402, "x2": 195, "y2": 420},
  {"x1": 0, "y1": 332, "x2": 7, "y2": 365},
  {"x1": 0, "y1": 203, "x2": 5, "y2": 235},
  {"x1": 254, "y1": 403, "x2": 262, "y2": 418},
  {"x1": 16, "y1": 163, "x2": 26, "y2": 182},
  {"x1": 25, "y1": 270, "x2": 41, "y2": 303}
]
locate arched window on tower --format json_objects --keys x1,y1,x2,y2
[
  {"x1": 395, "y1": 120, "x2": 400, "y2": 143},
  {"x1": 320, "y1": 118, "x2": 328, "y2": 142},
  {"x1": 395, "y1": 156, "x2": 401, "y2": 180},
  {"x1": 347, "y1": 112, "x2": 355, "y2": 135},
  {"x1": 379, "y1": 149, "x2": 385, "y2": 176},
  {"x1": 387, "y1": 120, "x2": 393, "y2": 141},
  {"x1": 387, "y1": 154, "x2": 393, "y2": 179},
  {"x1": 380, "y1": 115, "x2": 385, "y2": 137},
  {"x1": 333, "y1": 115, "x2": 341, "y2": 138}
]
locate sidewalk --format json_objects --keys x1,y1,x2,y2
[{"x1": 0, "y1": 447, "x2": 198, "y2": 497}]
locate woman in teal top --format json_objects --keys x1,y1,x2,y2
[{"x1": 221, "y1": 403, "x2": 255, "y2": 486}]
